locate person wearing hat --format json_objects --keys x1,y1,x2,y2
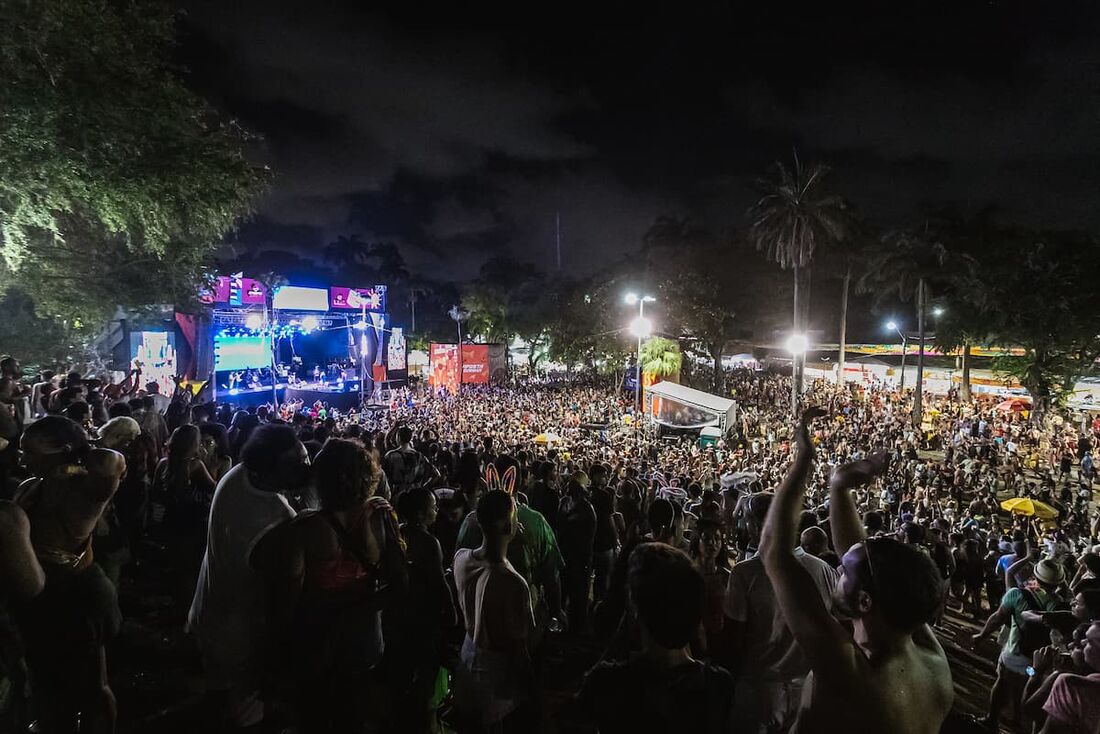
[{"x1": 973, "y1": 558, "x2": 1069, "y2": 730}]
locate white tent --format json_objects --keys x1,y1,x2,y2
[{"x1": 646, "y1": 381, "x2": 737, "y2": 430}]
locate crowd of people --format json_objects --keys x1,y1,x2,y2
[{"x1": 1, "y1": 352, "x2": 1099, "y2": 734}]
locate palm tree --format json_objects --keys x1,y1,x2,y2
[
  {"x1": 748, "y1": 154, "x2": 847, "y2": 411},
  {"x1": 406, "y1": 279, "x2": 432, "y2": 334},
  {"x1": 641, "y1": 337, "x2": 683, "y2": 383},
  {"x1": 858, "y1": 229, "x2": 975, "y2": 425}
]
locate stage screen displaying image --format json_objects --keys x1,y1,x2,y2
[
  {"x1": 387, "y1": 327, "x2": 406, "y2": 371},
  {"x1": 214, "y1": 334, "x2": 269, "y2": 372},
  {"x1": 330, "y1": 286, "x2": 387, "y2": 312},
  {"x1": 272, "y1": 285, "x2": 329, "y2": 311},
  {"x1": 130, "y1": 331, "x2": 177, "y2": 396}
]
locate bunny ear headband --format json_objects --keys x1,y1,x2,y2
[{"x1": 484, "y1": 464, "x2": 518, "y2": 495}]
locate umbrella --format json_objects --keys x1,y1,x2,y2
[
  {"x1": 1001, "y1": 497, "x2": 1058, "y2": 520},
  {"x1": 995, "y1": 397, "x2": 1031, "y2": 413},
  {"x1": 534, "y1": 432, "x2": 562, "y2": 445}
]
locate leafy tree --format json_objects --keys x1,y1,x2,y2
[
  {"x1": 748, "y1": 155, "x2": 847, "y2": 409},
  {"x1": 971, "y1": 229, "x2": 1100, "y2": 417},
  {"x1": 0, "y1": 0, "x2": 265, "y2": 326},
  {"x1": 659, "y1": 267, "x2": 738, "y2": 393},
  {"x1": 460, "y1": 256, "x2": 544, "y2": 345},
  {"x1": 547, "y1": 275, "x2": 631, "y2": 373},
  {"x1": 858, "y1": 227, "x2": 975, "y2": 424},
  {"x1": 0, "y1": 288, "x2": 87, "y2": 368}
]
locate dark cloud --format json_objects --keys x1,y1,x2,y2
[{"x1": 181, "y1": 1, "x2": 1100, "y2": 279}]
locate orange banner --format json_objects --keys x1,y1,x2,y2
[
  {"x1": 429, "y1": 343, "x2": 459, "y2": 393},
  {"x1": 461, "y1": 344, "x2": 490, "y2": 384}
]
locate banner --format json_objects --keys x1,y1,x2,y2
[
  {"x1": 387, "y1": 327, "x2": 407, "y2": 371},
  {"x1": 461, "y1": 344, "x2": 490, "y2": 384},
  {"x1": 330, "y1": 285, "x2": 387, "y2": 312},
  {"x1": 487, "y1": 344, "x2": 508, "y2": 384},
  {"x1": 201, "y1": 275, "x2": 267, "y2": 305},
  {"x1": 429, "y1": 343, "x2": 460, "y2": 393}
]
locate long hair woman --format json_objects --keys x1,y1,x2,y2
[
  {"x1": 266, "y1": 439, "x2": 407, "y2": 733},
  {"x1": 689, "y1": 518, "x2": 731, "y2": 658},
  {"x1": 151, "y1": 425, "x2": 216, "y2": 612}
]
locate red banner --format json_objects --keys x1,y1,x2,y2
[
  {"x1": 461, "y1": 344, "x2": 490, "y2": 384},
  {"x1": 429, "y1": 343, "x2": 459, "y2": 393}
]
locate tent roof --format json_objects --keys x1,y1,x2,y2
[
  {"x1": 699, "y1": 426, "x2": 723, "y2": 437},
  {"x1": 647, "y1": 381, "x2": 735, "y2": 414}
]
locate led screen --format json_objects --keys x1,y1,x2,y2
[
  {"x1": 272, "y1": 285, "x2": 330, "y2": 311},
  {"x1": 214, "y1": 334, "x2": 269, "y2": 372},
  {"x1": 129, "y1": 331, "x2": 177, "y2": 396}
]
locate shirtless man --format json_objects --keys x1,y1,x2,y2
[
  {"x1": 759, "y1": 408, "x2": 953, "y2": 734},
  {"x1": 15, "y1": 416, "x2": 126, "y2": 734}
]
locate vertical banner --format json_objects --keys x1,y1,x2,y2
[
  {"x1": 429, "y1": 343, "x2": 460, "y2": 393},
  {"x1": 641, "y1": 372, "x2": 659, "y2": 413},
  {"x1": 487, "y1": 344, "x2": 508, "y2": 384},
  {"x1": 387, "y1": 327, "x2": 407, "y2": 370},
  {"x1": 461, "y1": 344, "x2": 490, "y2": 384}
]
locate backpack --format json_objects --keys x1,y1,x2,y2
[{"x1": 1015, "y1": 588, "x2": 1059, "y2": 658}]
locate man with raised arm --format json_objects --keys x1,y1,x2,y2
[{"x1": 759, "y1": 408, "x2": 953, "y2": 734}]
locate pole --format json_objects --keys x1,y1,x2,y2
[
  {"x1": 268, "y1": 301, "x2": 279, "y2": 410},
  {"x1": 913, "y1": 279, "x2": 926, "y2": 427},
  {"x1": 556, "y1": 212, "x2": 562, "y2": 271},
  {"x1": 457, "y1": 316, "x2": 463, "y2": 396},
  {"x1": 900, "y1": 336, "x2": 907, "y2": 392},
  {"x1": 359, "y1": 304, "x2": 366, "y2": 410},
  {"x1": 636, "y1": 299, "x2": 645, "y2": 417}
]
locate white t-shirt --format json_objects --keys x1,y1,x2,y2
[
  {"x1": 188, "y1": 464, "x2": 295, "y2": 663},
  {"x1": 724, "y1": 549, "x2": 839, "y2": 681}
]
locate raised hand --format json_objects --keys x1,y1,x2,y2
[
  {"x1": 794, "y1": 407, "x2": 828, "y2": 455},
  {"x1": 829, "y1": 451, "x2": 891, "y2": 490}
]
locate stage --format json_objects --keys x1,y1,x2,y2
[
  {"x1": 214, "y1": 381, "x2": 365, "y2": 411},
  {"x1": 216, "y1": 384, "x2": 285, "y2": 408},
  {"x1": 284, "y1": 383, "x2": 363, "y2": 411}
]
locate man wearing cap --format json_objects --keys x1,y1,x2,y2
[{"x1": 973, "y1": 558, "x2": 1068, "y2": 730}]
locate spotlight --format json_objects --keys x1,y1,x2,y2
[
  {"x1": 785, "y1": 333, "x2": 809, "y2": 355},
  {"x1": 301, "y1": 316, "x2": 320, "y2": 332},
  {"x1": 624, "y1": 293, "x2": 639, "y2": 305},
  {"x1": 244, "y1": 313, "x2": 263, "y2": 330}
]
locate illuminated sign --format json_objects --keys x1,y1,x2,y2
[
  {"x1": 329, "y1": 285, "x2": 387, "y2": 312},
  {"x1": 272, "y1": 286, "x2": 330, "y2": 311}
]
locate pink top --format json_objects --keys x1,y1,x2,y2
[{"x1": 1043, "y1": 672, "x2": 1100, "y2": 734}]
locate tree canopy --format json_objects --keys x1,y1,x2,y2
[{"x1": 0, "y1": 0, "x2": 266, "y2": 324}]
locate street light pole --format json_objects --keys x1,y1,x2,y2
[
  {"x1": 636, "y1": 298, "x2": 645, "y2": 415},
  {"x1": 785, "y1": 333, "x2": 808, "y2": 416},
  {"x1": 625, "y1": 293, "x2": 655, "y2": 419},
  {"x1": 888, "y1": 321, "x2": 908, "y2": 392}
]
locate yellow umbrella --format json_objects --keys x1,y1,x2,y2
[
  {"x1": 534, "y1": 432, "x2": 562, "y2": 445},
  {"x1": 1000, "y1": 497, "x2": 1058, "y2": 520}
]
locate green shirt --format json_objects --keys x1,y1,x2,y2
[
  {"x1": 457, "y1": 502, "x2": 563, "y2": 592},
  {"x1": 1000, "y1": 586, "x2": 1058, "y2": 656}
]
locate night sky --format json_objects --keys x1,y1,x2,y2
[{"x1": 178, "y1": 1, "x2": 1100, "y2": 283}]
